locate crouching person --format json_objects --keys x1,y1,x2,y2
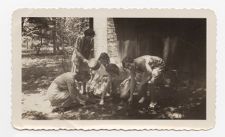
[
  {"x1": 47, "y1": 72, "x2": 88, "y2": 113},
  {"x1": 88, "y1": 59, "x2": 120, "y2": 105}
]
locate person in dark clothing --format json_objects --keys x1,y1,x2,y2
[{"x1": 71, "y1": 28, "x2": 95, "y2": 94}]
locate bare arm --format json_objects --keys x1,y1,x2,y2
[
  {"x1": 139, "y1": 60, "x2": 153, "y2": 86},
  {"x1": 66, "y1": 79, "x2": 84, "y2": 103},
  {"x1": 72, "y1": 37, "x2": 87, "y2": 62},
  {"x1": 73, "y1": 49, "x2": 86, "y2": 62}
]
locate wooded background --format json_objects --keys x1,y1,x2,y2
[{"x1": 22, "y1": 17, "x2": 92, "y2": 55}]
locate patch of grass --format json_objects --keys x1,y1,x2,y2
[{"x1": 22, "y1": 111, "x2": 48, "y2": 120}]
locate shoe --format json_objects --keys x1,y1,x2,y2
[
  {"x1": 138, "y1": 108, "x2": 148, "y2": 114},
  {"x1": 99, "y1": 100, "x2": 104, "y2": 105},
  {"x1": 138, "y1": 97, "x2": 145, "y2": 104},
  {"x1": 52, "y1": 107, "x2": 65, "y2": 113},
  {"x1": 148, "y1": 102, "x2": 157, "y2": 109}
]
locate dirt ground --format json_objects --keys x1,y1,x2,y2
[{"x1": 21, "y1": 54, "x2": 206, "y2": 120}]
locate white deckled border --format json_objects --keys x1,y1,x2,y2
[{"x1": 12, "y1": 8, "x2": 216, "y2": 130}]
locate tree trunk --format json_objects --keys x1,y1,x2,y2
[
  {"x1": 163, "y1": 37, "x2": 170, "y2": 66},
  {"x1": 61, "y1": 38, "x2": 64, "y2": 51},
  {"x1": 170, "y1": 37, "x2": 178, "y2": 69},
  {"x1": 36, "y1": 29, "x2": 43, "y2": 55},
  {"x1": 26, "y1": 39, "x2": 29, "y2": 49},
  {"x1": 22, "y1": 17, "x2": 26, "y2": 33},
  {"x1": 36, "y1": 36, "x2": 42, "y2": 55},
  {"x1": 31, "y1": 37, "x2": 34, "y2": 49},
  {"x1": 89, "y1": 18, "x2": 93, "y2": 29},
  {"x1": 52, "y1": 17, "x2": 57, "y2": 54},
  {"x1": 163, "y1": 36, "x2": 178, "y2": 69},
  {"x1": 36, "y1": 46, "x2": 40, "y2": 55}
]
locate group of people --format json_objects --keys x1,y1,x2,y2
[{"x1": 47, "y1": 28, "x2": 165, "y2": 113}]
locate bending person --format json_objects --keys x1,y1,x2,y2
[{"x1": 121, "y1": 55, "x2": 165, "y2": 108}]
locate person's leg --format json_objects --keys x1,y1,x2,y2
[
  {"x1": 148, "y1": 83, "x2": 157, "y2": 108},
  {"x1": 51, "y1": 96, "x2": 81, "y2": 113},
  {"x1": 49, "y1": 91, "x2": 71, "y2": 113},
  {"x1": 119, "y1": 77, "x2": 131, "y2": 99},
  {"x1": 48, "y1": 83, "x2": 66, "y2": 107},
  {"x1": 60, "y1": 96, "x2": 79, "y2": 108},
  {"x1": 80, "y1": 69, "x2": 91, "y2": 95},
  {"x1": 99, "y1": 77, "x2": 110, "y2": 105},
  {"x1": 137, "y1": 71, "x2": 149, "y2": 104},
  {"x1": 76, "y1": 81, "x2": 82, "y2": 94},
  {"x1": 138, "y1": 83, "x2": 147, "y2": 104},
  {"x1": 148, "y1": 68, "x2": 162, "y2": 109},
  {"x1": 83, "y1": 82, "x2": 86, "y2": 94}
]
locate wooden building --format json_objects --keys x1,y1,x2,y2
[{"x1": 106, "y1": 18, "x2": 206, "y2": 80}]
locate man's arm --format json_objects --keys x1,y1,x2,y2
[
  {"x1": 139, "y1": 61, "x2": 153, "y2": 86},
  {"x1": 73, "y1": 49, "x2": 86, "y2": 62},
  {"x1": 66, "y1": 79, "x2": 85, "y2": 104},
  {"x1": 73, "y1": 37, "x2": 87, "y2": 62}
]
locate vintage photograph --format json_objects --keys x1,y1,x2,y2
[{"x1": 12, "y1": 9, "x2": 215, "y2": 130}]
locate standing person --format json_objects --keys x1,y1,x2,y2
[
  {"x1": 71, "y1": 28, "x2": 95, "y2": 94},
  {"x1": 121, "y1": 55, "x2": 165, "y2": 109},
  {"x1": 47, "y1": 72, "x2": 88, "y2": 113}
]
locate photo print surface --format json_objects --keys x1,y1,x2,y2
[{"x1": 12, "y1": 9, "x2": 215, "y2": 130}]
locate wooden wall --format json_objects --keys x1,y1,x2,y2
[{"x1": 107, "y1": 18, "x2": 206, "y2": 78}]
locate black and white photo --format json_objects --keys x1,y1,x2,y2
[{"x1": 12, "y1": 9, "x2": 216, "y2": 130}]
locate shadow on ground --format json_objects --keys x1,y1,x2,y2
[{"x1": 22, "y1": 55, "x2": 206, "y2": 120}]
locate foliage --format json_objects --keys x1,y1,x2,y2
[{"x1": 22, "y1": 17, "x2": 90, "y2": 55}]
